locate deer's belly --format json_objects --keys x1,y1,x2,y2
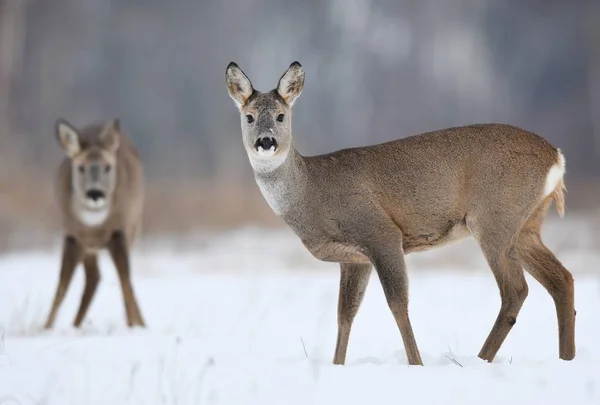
[
  {"x1": 302, "y1": 240, "x2": 371, "y2": 264},
  {"x1": 402, "y1": 220, "x2": 470, "y2": 254}
]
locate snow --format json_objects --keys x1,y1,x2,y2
[{"x1": 0, "y1": 219, "x2": 599, "y2": 404}]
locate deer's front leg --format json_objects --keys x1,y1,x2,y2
[
  {"x1": 368, "y1": 242, "x2": 423, "y2": 366},
  {"x1": 45, "y1": 236, "x2": 82, "y2": 329},
  {"x1": 107, "y1": 231, "x2": 145, "y2": 327},
  {"x1": 334, "y1": 262, "x2": 372, "y2": 365},
  {"x1": 73, "y1": 254, "x2": 101, "y2": 327}
]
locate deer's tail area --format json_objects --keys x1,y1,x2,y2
[{"x1": 545, "y1": 148, "x2": 566, "y2": 217}]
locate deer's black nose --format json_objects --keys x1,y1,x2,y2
[
  {"x1": 86, "y1": 189, "x2": 105, "y2": 201},
  {"x1": 254, "y1": 136, "x2": 277, "y2": 150}
]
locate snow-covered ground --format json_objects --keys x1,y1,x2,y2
[{"x1": 0, "y1": 218, "x2": 599, "y2": 404}]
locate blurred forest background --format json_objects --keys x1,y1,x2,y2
[{"x1": 0, "y1": 0, "x2": 599, "y2": 249}]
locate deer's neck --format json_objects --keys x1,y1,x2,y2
[{"x1": 252, "y1": 147, "x2": 308, "y2": 216}]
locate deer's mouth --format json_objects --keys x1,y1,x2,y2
[
  {"x1": 254, "y1": 137, "x2": 278, "y2": 156},
  {"x1": 84, "y1": 189, "x2": 107, "y2": 209}
]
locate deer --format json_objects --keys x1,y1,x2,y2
[
  {"x1": 44, "y1": 119, "x2": 146, "y2": 329},
  {"x1": 225, "y1": 61, "x2": 575, "y2": 366}
]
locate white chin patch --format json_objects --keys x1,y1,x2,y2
[
  {"x1": 256, "y1": 145, "x2": 277, "y2": 157},
  {"x1": 85, "y1": 198, "x2": 107, "y2": 209},
  {"x1": 77, "y1": 207, "x2": 109, "y2": 227},
  {"x1": 77, "y1": 197, "x2": 109, "y2": 226}
]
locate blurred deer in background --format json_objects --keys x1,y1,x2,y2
[
  {"x1": 225, "y1": 61, "x2": 575, "y2": 365},
  {"x1": 44, "y1": 119, "x2": 145, "y2": 328}
]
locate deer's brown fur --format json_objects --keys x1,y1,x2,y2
[
  {"x1": 225, "y1": 61, "x2": 575, "y2": 365},
  {"x1": 44, "y1": 119, "x2": 145, "y2": 328}
]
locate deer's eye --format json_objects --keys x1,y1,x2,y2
[
  {"x1": 78, "y1": 165, "x2": 85, "y2": 173},
  {"x1": 276, "y1": 114, "x2": 285, "y2": 123},
  {"x1": 105, "y1": 165, "x2": 111, "y2": 173},
  {"x1": 246, "y1": 115, "x2": 254, "y2": 124}
]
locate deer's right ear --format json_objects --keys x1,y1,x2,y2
[
  {"x1": 55, "y1": 119, "x2": 81, "y2": 157},
  {"x1": 225, "y1": 62, "x2": 254, "y2": 109}
]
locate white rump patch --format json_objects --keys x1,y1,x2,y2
[
  {"x1": 76, "y1": 207, "x2": 110, "y2": 227},
  {"x1": 543, "y1": 149, "x2": 566, "y2": 197}
]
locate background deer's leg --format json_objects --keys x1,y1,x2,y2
[
  {"x1": 45, "y1": 236, "x2": 82, "y2": 329},
  {"x1": 108, "y1": 231, "x2": 145, "y2": 327}
]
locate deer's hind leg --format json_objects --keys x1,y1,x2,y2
[
  {"x1": 469, "y1": 217, "x2": 529, "y2": 363},
  {"x1": 516, "y1": 199, "x2": 575, "y2": 360},
  {"x1": 334, "y1": 262, "x2": 372, "y2": 365}
]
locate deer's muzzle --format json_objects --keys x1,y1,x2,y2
[
  {"x1": 254, "y1": 136, "x2": 278, "y2": 156},
  {"x1": 85, "y1": 189, "x2": 106, "y2": 202}
]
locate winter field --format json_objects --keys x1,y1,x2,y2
[{"x1": 0, "y1": 216, "x2": 598, "y2": 404}]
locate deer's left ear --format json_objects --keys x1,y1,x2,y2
[
  {"x1": 277, "y1": 61, "x2": 305, "y2": 107},
  {"x1": 100, "y1": 119, "x2": 121, "y2": 153},
  {"x1": 55, "y1": 118, "x2": 82, "y2": 157}
]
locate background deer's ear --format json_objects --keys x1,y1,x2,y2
[
  {"x1": 225, "y1": 62, "x2": 254, "y2": 109},
  {"x1": 277, "y1": 61, "x2": 305, "y2": 106},
  {"x1": 55, "y1": 119, "x2": 82, "y2": 157},
  {"x1": 100, "y1": 118, "x2": 121, "y2": 153}
]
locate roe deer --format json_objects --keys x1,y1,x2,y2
[
  {"x1": 44, "y1": 119, "x2": 145, "y2": 328},
  {"x1": 225, "y1": 61, "x2": 575, "y2": 365}
]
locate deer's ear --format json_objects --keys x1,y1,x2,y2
[
  {"x1": 100, "y1": 119, "x2": 121, "y2": 153},
  {"x1": 277, "y1": 61, "x2": 304, "y2": 106},
  {"x1": 55, "y1": 119, "x2": 81, "y2": 157},
  {"x1": 225, "y1": 62, "x2": 254, "y2": 109}
]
